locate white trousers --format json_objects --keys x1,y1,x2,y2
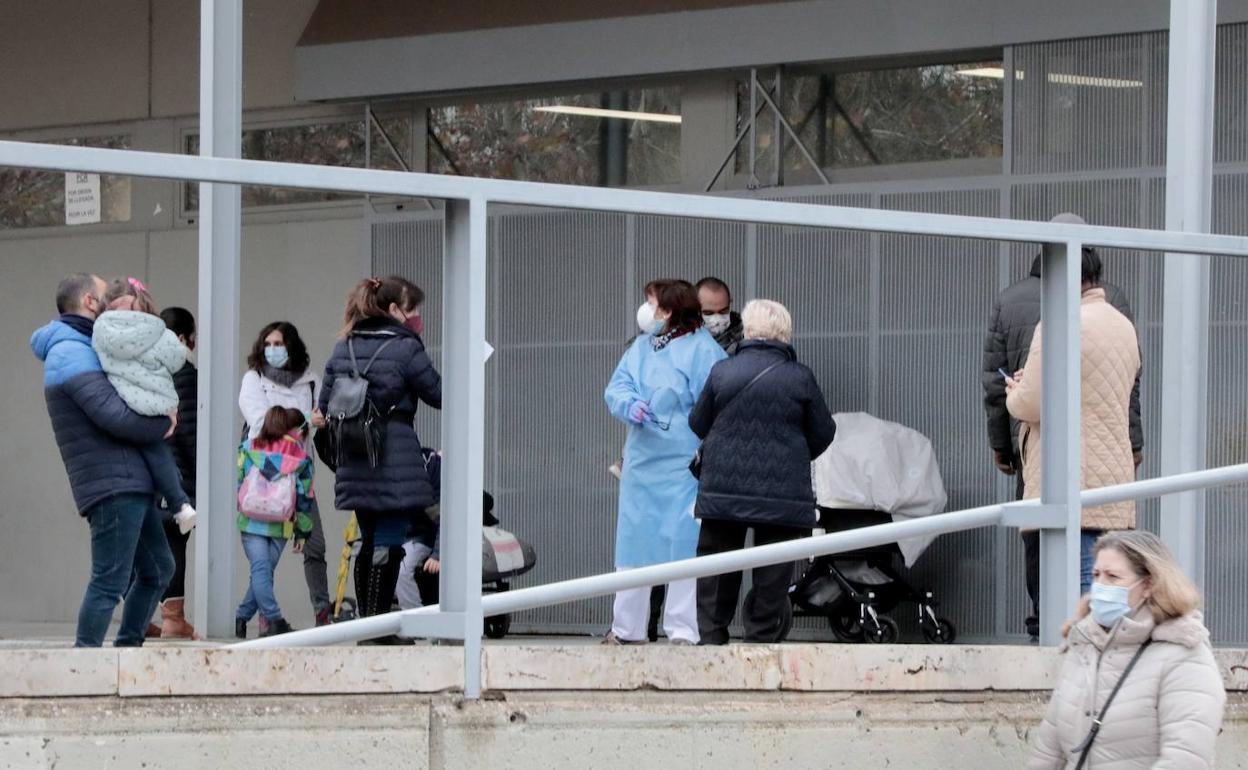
[{"x1": 611, "y1": 573, "x2": 699, "y2": 644}]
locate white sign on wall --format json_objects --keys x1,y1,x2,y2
[{"x1": 65, "y1": 172, "x2": 101, "y2": 226}]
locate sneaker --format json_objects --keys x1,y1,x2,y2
[
  {"x1": 258, "y1": 616, "x2": 270, "y2": 636},
  {"x1": 235, "y1": 618, "x2": 247, "y2": 640},
  {"x1": 315, "y1": 608, "x2": 331, "y2": 627},
  {"x1": 174, "y1": 504, "x2": 197, "y2": 535},
  {"x1": 260, "y1": 618, "x2": 295, "y2": 637},
  {"x1": 600, "y1": 631, "x2": 646, "y2": 646}
]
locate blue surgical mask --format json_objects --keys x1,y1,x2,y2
[
  {"x1": 264, "y1": 345, "x2": 290, "y2": 369},
  {"x1": 1089, "y1": 580, "x2": 1142, "y2": 628}
]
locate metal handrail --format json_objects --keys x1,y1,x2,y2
[
  {"x1": 233, "y1": 463, "x2": 1248, "y2": 650},
  {"x1": 3, "y1": 141, "x2": 1248, "y2": 257}
]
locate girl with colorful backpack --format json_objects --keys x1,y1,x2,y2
[{"x1": 235, "y1": 406, "x2": 316, "y2": 639}]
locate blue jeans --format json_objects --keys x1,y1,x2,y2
[
  {"x1": 77, "y1": 493, "x2": 175, "y2": 648},
  {"x1": 1080, "y1": 529, "x2": 1103, "y2": 595},
  {"x1": 237, "y1": 533, "x2": 287, "y2": 622},
  {"x1": 140, "y1": 442, "x2": 188, "y2": 510}
]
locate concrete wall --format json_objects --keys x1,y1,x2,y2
[
  {"x1": 0, "y1": 213, "x2": 365, "y2": 630},
  {"x1": 0, "y1": 0, "x2": 319, "y2": 132}
]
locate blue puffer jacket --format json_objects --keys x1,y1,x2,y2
[
  {"x1": 31, "y1": 317, "x2": 173, "y2": 514},
  {"x1": 319, "y1": 316, "x2": 442, "y2": 513}
]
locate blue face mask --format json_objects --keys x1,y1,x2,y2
[
  {"x1": 1089, "y1": 580, "x2": 1142, "y2": 627},
  {"x1": 264, "y1": 345, "x2": 289, "y2": 369}
]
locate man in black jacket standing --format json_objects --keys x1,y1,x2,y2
[{"x1": 981, "y1": 213, "x2": 1143, "y2": 639}]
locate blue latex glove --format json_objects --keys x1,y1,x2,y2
[{"x1": 627, "y1": 400, "x2": 650, "y2": 425}]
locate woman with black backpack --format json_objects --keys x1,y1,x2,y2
[{"x1": 319, "y1": 276, "x2": 442, "y2": 644}]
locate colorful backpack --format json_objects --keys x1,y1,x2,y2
[{"x1": 237, "y1": 453, "x2": 298, "y2": 523}]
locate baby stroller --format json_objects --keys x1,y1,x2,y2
[{"x1": 785, "y1": 413, "x2": 957, "y2": 644}]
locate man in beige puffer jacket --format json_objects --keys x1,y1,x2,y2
[{"x1": 1006, "y1": 250, "x2": 1141, "y2": 592}]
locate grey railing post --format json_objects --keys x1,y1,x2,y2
[
  {"x1": 440, "y1": 198, "x2": 487, "y2": 698},
  {"x1": 193, "y1": 0, "x2": 243, "y2": 639},
  {"x1": 1160, "y1": 0, "x2": 1216, "y2": 588},
  {"x1": 1038, "y1": 239, "x2": 1083, "y2": 645}
]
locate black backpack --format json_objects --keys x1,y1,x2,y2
[{"x1": 321, "y1": 334, "x2": 397, "y2": 469}]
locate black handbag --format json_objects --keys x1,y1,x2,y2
[
  {"x1": 689, "y1": 361, "x2": 784, "y2": 479},
  {"x1": 1072, "y1": 639, "x2": 1153, "y2": 769}
]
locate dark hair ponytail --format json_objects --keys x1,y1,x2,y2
[{"x1": 340, "y1": 275, "x2": 425, "y2": 337}]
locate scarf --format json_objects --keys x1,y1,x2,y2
[
  {"x1": 59, "y1": 313, "x2": 95, "y2": 339},
  {"x1": 262, "y1": 363, "x2": 304, "y2": 389}
]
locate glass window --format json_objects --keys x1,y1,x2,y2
[
  {"x1": 183, "y1": 114, "x2": 412, "y2": 212},
  {"x1": 0, "y1": 135, "x2": 132, "y2": 229},
  {"x1": 736, "y1": 60, "x2": 1003, "y2": 177},
  {"x1": 428, "y1": 87, "x2": 681, "y2": 187}
]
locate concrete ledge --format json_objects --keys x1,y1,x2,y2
[
  {"x1": 0, "y1": 650, "x2": 117, "y2": 698},
  {"x1": 482, "y1": 644, "x2": 783, "y2": 691},
  {"x1": 0, "y1": 644, "x2": 1244, "y2": 698},
  {"x1": 779, "y1": 644, "x2": 1063, "y2": 691},
  {"x1": 117, "y1": 646, "x2": 463, "y2": 696}
]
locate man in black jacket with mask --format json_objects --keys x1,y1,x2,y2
[{"x1": 981, "y1": 212, "x2": 1143, "y2": 640}]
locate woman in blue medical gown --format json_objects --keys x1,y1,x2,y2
[{"x1": 603, "y1": 279, "x2": 726, "y2": 644}]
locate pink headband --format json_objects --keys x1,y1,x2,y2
[{"x1": 128, "y1": 277, "x2": 148, "y2": 294}]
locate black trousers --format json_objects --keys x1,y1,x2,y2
[
  {"x1": 1011, "y1": 453, "x2": 1042, "y2": 629},
  {"x1": 696, "y1": 519, "x2": 803, "y2": 645},
  {"x1": 354, "y1": 513, "x2": 404, "y2": 617},
  {"x1": 161, "y1": 515, "x2": 189, "y2": 600}
]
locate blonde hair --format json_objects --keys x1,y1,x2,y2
[
  {"x1": 741, "y1": 299, "x2": 793, "y2": 344},
  {"x1": 1069, "y1": 530, "x2": 1201, "y2": 630}
]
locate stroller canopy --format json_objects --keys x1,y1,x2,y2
[{"x1": 812, "y1": 412, "x2": 948, "y2": 566}]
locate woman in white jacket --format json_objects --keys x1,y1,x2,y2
[
  {"x1": 238, "y1": 321, "x2": 332, "y2": 626},
  {"x1": 1030, "y1": 530, "x2": 1226, "y2": 769}
]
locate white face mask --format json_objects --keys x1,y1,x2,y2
[
  {"x1": 704, "y1": 313, "x2": 731, "y2": 335},
  {"x1": 636, "y1": 301, "x2": 660, "y2": 335}
]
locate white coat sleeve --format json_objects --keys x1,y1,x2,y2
[
  {"x1": 238, "y1": 370, "x2": 270, "y2": 434},
  {"x1": 1151, "y1": 647, "x2": 1226, "y2": 769},
  {"x1": 604, "y1": 343, "x2": 641, "y2": 425}
]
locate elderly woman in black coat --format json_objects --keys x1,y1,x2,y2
[
  {"x1": 688, "y1": 299, "x2": 836, "y2": 644},
  {"x1": 319, "y1": 276, "x2": 441, "y2": 643}
]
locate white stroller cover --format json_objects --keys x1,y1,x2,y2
[{"x1": 812, "y1": 412, "x2": 948, "y2": 567}]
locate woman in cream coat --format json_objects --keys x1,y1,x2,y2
[{"x1": 1030, "y1": 530, "x2": 1225, "y2": 769}]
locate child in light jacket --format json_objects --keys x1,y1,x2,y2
[
  {"x1": 235, "y1": 406, "x2": 315, "y2": 639},
  {"x1": 93, "y1": 277, "x2": 196, "y2": 533}
]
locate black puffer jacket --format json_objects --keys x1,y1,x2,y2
[
  {"x1": 982, "y1": 254, "x2": 1143, "y2": 456},
  {"x1": 319, "y1": 317, "x2": 442, "y2": 513},
  {"x1": 168, "y1": 361, "x2": 197, "y2": 500},
  {"x1": 689, "y1": 340, "x2": 837, "y2": 528}
]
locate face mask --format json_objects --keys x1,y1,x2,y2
[
  {"x1": 705, "y1": 313, "x2": 731, "y2": 335},
  {"x1": 1089, "y1": 580, "x2": 1142, "y2": 627},
  {"x1": 404, "y1": 313, "x2": 424, "y2": 336},
  {"x1": 264, "y1": 345, "x2": 290, "y2": 369},
  {"x1": 636, "y1": 302, "x2": 657, "y2": 334}
]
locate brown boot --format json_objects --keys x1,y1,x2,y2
[
  {"x1": 145, "y1": 623, "x2": 162, "y2": 639},
  {"x1": 160, "y1": 597, "x2": 199, "y2": 640}
]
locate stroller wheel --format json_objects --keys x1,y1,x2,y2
[
  {"x1": 921, "y1": 617, "x2": 957, "y2": 645},
  {"x1": 485, "y1": 613, "x2": 512, "y2": 640},
  {"x1": 829, "y1": 613, "x2": 865, "y2": 643},
  {"x1": 864, "y1": 615, "x2": 899, "y2": 644}
]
